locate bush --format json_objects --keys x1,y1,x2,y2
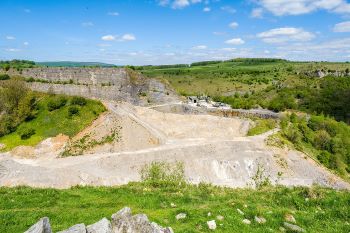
[
  {"x1": 317, "y1": 151, "x2": 331, "y2": 167},
  {"x1": 47, "y1": 96, "x2": 67, "y2": 111},
  {"x1": 140, "y1": 161, "x2": 185, "y2": 187},
  {"x1": 71, "y1": 96, "x2": 87, "y2": 106},
  {"x1": 67, "y1": 106, "x2": 79, "y2": 117},
  {"x1": 313, "y1": 130, "x2": 331, "y2": 151},
  {"x1": 282, "y1": 124, "x2": 302, "y2": 144},
  {"x1": 0, "y1": 74, "x2": 10, "y2": 80},
  {"x1": 18, "y1": 127, "x2": 35, "y2": 140}
]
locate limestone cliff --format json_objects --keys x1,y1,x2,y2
[{"x1": 5, "y1": 67, "x2": 179, "y2": 105}]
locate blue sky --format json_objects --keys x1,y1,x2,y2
[{"x1": 1, "y1": 0, "x2": 350, "y2": 65}]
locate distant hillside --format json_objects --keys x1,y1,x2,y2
[{"x1": 38, "y1": 61, "x2": 117, "y2": 67}]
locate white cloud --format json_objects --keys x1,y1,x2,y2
[
  {"x1": 333, "y1": 21, "x2": 350, "y2": 32},
  {"x1": 192, "y1": 45, "x2": 208, "y2": 50},
  {"x1": 6, "y1": 36, "x2": 15, "y2": 40},
  {"x1": 251, "y1": 8, "x2": 263, "y2": 18},
  {"x1": 225, "y1": 38, "x2": 245, "y2": 45},
  {"x1": 108, "y1": 12, "x2": 119, "y2": 16},
  {"x1": 102, "y1": 34, "x2": 136, "y2": 42},
  {"x1": 221, "y1": 6, "x2": 236, "y2": 14},
  {"x1": 257, "y1": 27, "x2": 315, "y2": 43},
  {"x1": 121, "y1": 34, "x2": 136, "y2": 41},
  {"x1": 82, "y1": 22, "x2": 94, "y2": 27},
  {"x1": 159, "y1": 0, "x2": 202, "y2": 9},
  {"x1": 5, "y1": 48, "x2": 21, "y2": 52},
  {"x1": 101, "y1": 35, "x2": 116, "y2": 41},
  {"x1": 213, "y1": 31, "x2": 226, "y2": 36},
  {"x1": 221, "y1": 48, "x2": 236, "y2": 52},
  {"x1": 229, "y1": 21, "x2": 238, "y2": 29},
  {"x1": 203, "y1": 7, "x2": 211, "y2": 12},
  {"x1": 23, "y1": 42, "x2": 29, "y2": 46},
  {"x1": 256, "y1": 0, "x2": 350, "y2": 16},
  {"x1": 165, "y1": 52, "x2": 176, "y2": 56},
  {"x1": 274, "y1": 37, "x2": 350, "y2": 61}
]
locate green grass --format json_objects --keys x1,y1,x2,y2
[
  {"x1": 0, "y1": 184, "x2": 349, "y2": 232},
  {"x1": 141, "y1": 59, "x2": 350, "y2": 97},
  {"x1": 247, "y1": 119, "x2": 277, "y2": 136},
  {"x1": 140, "y1": 59, "x2": 350, "y2": 123},
  {"x1": 0, "y1": 93, "x2": 105, "y2": 151}
]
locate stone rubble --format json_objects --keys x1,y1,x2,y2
[
  {"x1": 284, "y1": 213, "x2": 296, "y2": 223},
  {"x1": 242, "y1": 219, "x2": 251, "y2": 225},
  {"x1": 24, "y1": 207, "x2": 173, "y2": 233},
  {"x1": 24, "y1": 217, "x2": 51, "y2": 233},
  {"x1": 236, "y1": 209, "x2": 245, "y2": 215},
  {"x1": 283, "y1": 222, "x2": 306, "y2": 232},
  {"x1": 207, "y1": 220, "x2": 217, "y2": 230},
  {"x1": 175, "y1": 213, "x2": 187, "y2": 220},
  {"x1": 254, "y1": 216, "x2": 266, "y2": 224}
]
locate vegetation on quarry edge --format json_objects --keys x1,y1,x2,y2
[{"x1": 0, "y1": 77, "x2": 106, "y2": 151}]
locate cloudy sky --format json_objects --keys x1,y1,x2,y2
[{"x1": 1, "y1": 0, "x2": 350, "y2": 65}]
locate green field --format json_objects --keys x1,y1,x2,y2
[
  {"x1": 0, "y1": 184, "x2": 349, "y2": 233},
  {"x1": 140, "y1": 59, "x2": 350, "y2": 96},
  {"x1": 0, "y1": 93, "x2": 105, "y2": 151},
  {"x1": 140, "y1": 59, "x2": 350, "y2": 124}
]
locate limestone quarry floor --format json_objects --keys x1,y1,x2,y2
[{"x1": 0, "y1": 102, "x2": 348, "y2": 190}]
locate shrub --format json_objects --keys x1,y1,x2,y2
[
  {"x1": 18, "y1": 127, "x2": 35, "y2": 140},
  {"x1": 313, "y1": 130, "x2": 331, "y2": 151},
  {"x1": 68, "y1": 106, "x2": 79, "y2": 117},
  {"x1": 282, "y1": 124, "x2": 302, "y2": 144},
  {"x1": 0, "y1": 74, "x2": 10, "y2": 80},
  {"x1": 26, "y1": 77, "x2": 35, "y2": 82},
  {"x1": 140, "y1": 161, "x2": 185, "y2": 187},
  {"x1": 47, "y1": 96, "x2": 67, "y2": 111},
  {"x1": 317, "y1": 151, "x2": 331, "y2": 167},
  {"x1": 71, "y1": 96, "x2": 87, "y2": 106}
]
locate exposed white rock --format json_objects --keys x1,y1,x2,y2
[
  {"x1": 237, "y1": 209, "x2": 244, "y2": 215},
  {"x1": 283, "y1": 222, "x2": 305, "y2": 232},
  {"x1": 207, "y1": 220, "x2": 217, "y2": 230},
  {"x1": 254, "y1": 216, "x2": 266, "y2": 224},
  {"x1": 176, "y1": 213, "x2": 187, "y2": 220},
  {"x1": 242, "y1": 219, "x2": 251, "y2": 225},
  {"x1": 284, "y1": 214, "x2": 296, "y2": 223},
  {"x1": 86, "y1": 218, "x2": 112, "y2": 233},
  {"x1": 24, "y1": 217, "x2": 51, "y2": 233},
  {"x1": 57, "y1": 223, "x2": 86, "y2": 233},
  {"x1": 25, "y1": 207, "x2": 172, "y2": 233}
]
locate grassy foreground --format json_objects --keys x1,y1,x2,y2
[{"x1": 0, "y1": 184, "x2": 349, "y2": 233}]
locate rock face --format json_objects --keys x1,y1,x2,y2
[
  {"x1": 5, "y1": 67, "x2": 179, "y2": 105},
  {"x1": 111, "y1": 207, "x2": 173, "y2": 233},
  {"x1": 25, "y1": 207, "x2": 173, "y2": 233},
  {"x1": 86, "y1": 217, "x2": 112, "y2": 233},
  {"x1": 57, "y1": 224, "x2": 86, "y2": 233},
  {"x1": 303, "y1": 69, "x2": 350, "y2": 78},
  {"x1": 24, "y1": 217, "x2": 51, "y2": 233}
]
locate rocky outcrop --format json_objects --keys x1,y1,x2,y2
[
  {"x1": 302, "y1": 69, "x2": 350, "y2": 78},
  {"x1": 24, "y1": 217, "x2": 51, "y2": 233},
  {"x1": 25, "y1": 207, "x2": 173, "y2": 233},
  {"x1": 4, "y1": 67, "x2": 179, "y2": 105}
]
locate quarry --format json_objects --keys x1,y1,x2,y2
[{"x1": 0, "y1": 67, "x2": 348, "y2": 190}]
